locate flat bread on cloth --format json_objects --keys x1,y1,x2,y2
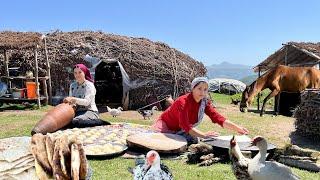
[
  {"x1": 0, "y1": 136, "x2": 35, "y2": 179},
  {"x1": 0, "y1": 155, "x2": 33, "y2": 172},
  {"x1": 0, "y1": 136, "x2": 32, "y2": 162},
  {"x1": 126, "y1": 133, "x2": 187, "y2": 153},
  {"x1": 0, "y1": 167, "x2": 37, "y2": 180}
]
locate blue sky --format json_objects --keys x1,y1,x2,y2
[{"x1": 1, "y1": 0, "x2": 320, "y2": 66}]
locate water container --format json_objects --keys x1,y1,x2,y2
[{"x1": 31, "y1": 103, "x2": 75, "y2": 135}]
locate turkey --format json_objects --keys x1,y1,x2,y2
[
  {"x1": 107, "y1": 106, "x2": 123, "y2": 117},
  {"x1": 138, "y1": 106, "x2": 158, "y2": 120},
  {"x1": 229, "y1": 135, "x2": 252, "y2": 180},
  {"x1": 248, "y1": 136, "x2": 300, "y2": 180},
  {"x1": 128, "y1": 150, "x2": 173, "y2": 180}
]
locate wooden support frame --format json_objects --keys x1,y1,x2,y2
[
  {"x1": 257, "y1": 67, "x2": 261, "y2": 110},
  {"x1": 34, "y1": 47, "x2": 41, "y2": 108},
  {"x1": 0, "y1": 33, "x2": 52, "y2": 108},
  {"x1": 44, "y1": 37, "x2": 52, "y2": 105},
  {"x1": 3, "y1": 50, "x2": 11, "y2": 89}
]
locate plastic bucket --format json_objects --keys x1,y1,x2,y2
[{"x1": 26, "y1": 82, "x2": 37, "y2": 99}]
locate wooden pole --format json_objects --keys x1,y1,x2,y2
[
  {"x1": 3, "y1": 50, "x2": 9, "y2": 77},
  {"x1": 42, "y1": 79, "x2": 48, "y2": 105},
  {"x1": 257, "y1": 67, "x2": 261, "y2": 111},
  {"x1": 44, "y1": 37, "x2": 52, "y2": 105},
  {"x1": 3, "y1": 50, "x2": 11, "y2": 89},
  {"x1": 275, "y1": 45, "x2": 289, "y2": 114},
  {"x1": 34, "y1": 47, "x2": 41, "y2": 108}
]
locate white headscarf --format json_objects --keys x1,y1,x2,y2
[{"x1": 191, "y1": 77, "x2": 209, "y2": 128}]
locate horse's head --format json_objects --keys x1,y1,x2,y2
[{"x1": 240, "y1": 82, "x2": 256, "y2": 112}]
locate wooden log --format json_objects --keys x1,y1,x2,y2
[
  {"x1": 284, "y1": 145, "x2": 320, "y2": 158},
  {"x1": 278, "y1": 155, "x2": 320, "y2": 172}
]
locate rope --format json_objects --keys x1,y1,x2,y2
[{"x1": 137, "y1": 95, "x2": 170, "y2": 111}]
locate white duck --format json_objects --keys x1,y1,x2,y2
[
  {"x1": 129, "y1": 150, "x2": 173, "y2": 180},
  {"x1": 107, "y1": 106, "x2": 123, "y2": 117},
  {"x1": 138, "y1": 106, "x2": 158, "y2": 120},
  {"x1": 248, "y1": 136, "x2": 300, "y2": 180}
]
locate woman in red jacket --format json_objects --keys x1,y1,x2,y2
[{"x1": 152, "y1": 77, "x2": 248, "y2": 142}]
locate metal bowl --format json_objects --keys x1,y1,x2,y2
[
  {"x1": 202, "y1": 136, "x2": 276, "y2": 152},
  {"x1": 84, "y1": 142, "x2": 128, "y2": 157}
]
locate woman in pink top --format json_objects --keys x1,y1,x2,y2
[{"x1": 152, "y1": 77, "x2": 249, "y2": 143}]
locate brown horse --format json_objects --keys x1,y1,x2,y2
[{"x1": 240, "y1": 65, "x2": 320, "y2": 116}]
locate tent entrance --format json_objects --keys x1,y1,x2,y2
[{"x1": 95, "y1": 61, "x2": 123, "y2": 107}]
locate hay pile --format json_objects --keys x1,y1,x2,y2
[
  {"x1": 0, "y1": 31, "x2": 206, "y2": 107},
  {"x1": 0, "y1": 31, "x2": 42, "y2": 50},
  {"x1": 293, "y1": 89, "x2": 320, "y2": 138}
]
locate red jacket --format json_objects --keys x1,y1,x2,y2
[{"x1": 159, "y1": 93, "x2": 226, "y2": 133}]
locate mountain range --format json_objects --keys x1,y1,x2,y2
[{"x1": 206, "y1": 61, "x2": 257, "y2": 85}]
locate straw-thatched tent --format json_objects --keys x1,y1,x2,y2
[{"x1": 0, "y1": 31, "x2": 206, "y2": 109}]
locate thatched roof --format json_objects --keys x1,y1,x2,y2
[
  {"x1": 0, "y1": 31, "x2": 43, "y2": 50},
  {"x1": 0, "y1": 31, "x2": 206, "y2": 107},
  {"x1": 254, "y1": 42, "x2": 320, "y2": 72}
]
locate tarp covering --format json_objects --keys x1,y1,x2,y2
[{"x1": 209, "y1": 78, "x2": 246, "y2": 95}]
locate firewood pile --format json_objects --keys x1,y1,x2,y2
[
  {"x1": 0, "y1": 31, "x2": 206, "y2": 107},
  {"x1": 293, "y1": 89, "x2": 320, "y2": 139},
  {"x1": 183, "y1": 143, "x2": 226, "y2": 166},
  {"x1": 274, "y1": 144, "x2": 320, "y2": 172}
]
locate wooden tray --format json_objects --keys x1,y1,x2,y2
[{"x1": 126, "y1": 133, "x2": 187, "y2": 153}]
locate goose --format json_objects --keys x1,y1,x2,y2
[
  {"x1": 107, "y1": 106, "x2": 123, "y2": 117},
  {"x1": 229, "y1": 135, "x2": 252, "y2": 180},
  {"x1": 248, "y1": 136, "x2": 300, "y2": 180},
  {"x1": 129, "y1": 150, "x2": 173, "y2": 180},
  {"x1": 230, "y1": 136, "x2": 300, "y2": 180},
  {"x1": 138, "y1": 106, "x2": 158, "y2": 120}
]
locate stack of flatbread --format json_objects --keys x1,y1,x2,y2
[
  {"x1": 0, "y1": 136, "x2": 37, "y2": 179},
  {"x1": 30, "y1": 133, "x2": 89, "y2": 180}
]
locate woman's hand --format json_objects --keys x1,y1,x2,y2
[
  {"x1": 204, "y1": 131, "x2": 220, "y2": 138},
  {"x1": 237, "y1": 126, "x2": 249, "y2": 135},
  {"x1": 63, "y1": 97, "x2": 76, "y2": 104},
  {"x1": 222, "y1": 120, "x2": 249, "y2": 135}
]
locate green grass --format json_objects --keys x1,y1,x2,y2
[
  {"x1": 211, "y1": 90, "x2": 275, "y2": 110},
  {"x1": 0, "y1": 104, "x2": 319, "y2": 180}
]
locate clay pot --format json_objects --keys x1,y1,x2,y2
[{"x1": 31, "y1": 103, "x2": 75, "y2": 135}]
